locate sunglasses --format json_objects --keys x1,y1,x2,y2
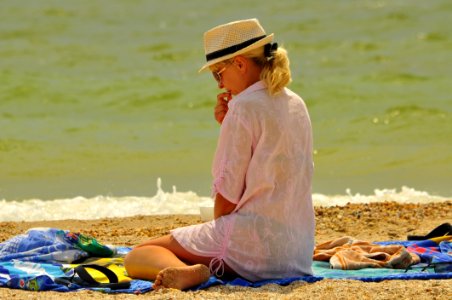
[{"x1": 212, "y1": 61, "x2": 233, "y2": 83}]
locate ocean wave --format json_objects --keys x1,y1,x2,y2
[{"x1": 0, "y1": 179, "x2": 449, "y2": 222}]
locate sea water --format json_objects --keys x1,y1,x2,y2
[
  {"x1": 0, "y1": 1, "x2": 451, "y2": 221},
  {"x1": 0, "y1": 178, "x2": 449, "y2": 222}
]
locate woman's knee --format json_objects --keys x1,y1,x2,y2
[
  {"x1": 124, "y1": 245, "x2": 183, "y2": 279},
  {"x1": 124, "y1": 246, "x2": 146, "y2": 271},
  {"x1": 123, "y1": 247, "x2": 142, "y2": 277}
]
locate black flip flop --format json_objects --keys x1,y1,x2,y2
[
  {"x1": 407, "y1": 222, "x2": 452, "y2": 241},
  {"x1": 72, "y1": 264, "x2": 131, "y2": 290}
]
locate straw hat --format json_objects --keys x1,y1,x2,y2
[{"x1": 199, "y1": 18, "x2": 274, "y2": 72}]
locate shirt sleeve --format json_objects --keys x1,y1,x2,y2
[{"x1": 211, "y1": 103, "x2": 253, "y2": 204}]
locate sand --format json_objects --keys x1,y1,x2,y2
[{"x1": 1, "y1": 201, "x2": 450, "y2": 299}]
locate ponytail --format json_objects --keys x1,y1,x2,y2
[{"x1": 243, "y1": 45, "x2": 292, "y2": 96}]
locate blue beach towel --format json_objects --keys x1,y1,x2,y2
[
  {"x1": 0, "y1": 228, "x2": 450, "y2": 294},
  {"x1": 376, "y1": 237, "x2": 452, "y2": 273},
  {"x1": 0, "y1": 228, "x2": 88, "y2": 263}
]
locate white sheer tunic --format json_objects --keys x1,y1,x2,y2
[{"x1": 172, "y1": 81, "x2": 315, "y2": 281}]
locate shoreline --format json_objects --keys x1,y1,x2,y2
[{"x1": 1, "y1": 201, "x2": 451, "y2": 299}]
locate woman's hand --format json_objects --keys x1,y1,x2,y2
[{"x1": 214, "y1": 91, "x2": 232, "y2": 124}]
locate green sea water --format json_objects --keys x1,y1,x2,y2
[{"x1": 1, "y1": 0, "x2": 451, "y2": 201}]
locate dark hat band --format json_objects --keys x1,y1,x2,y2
[{"x1": 205, "y1": 35, "x2": 267, "y2": 62}]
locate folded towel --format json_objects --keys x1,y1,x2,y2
[{"x1": 314, "y1": 236, "x2": 420, "y2": 270}]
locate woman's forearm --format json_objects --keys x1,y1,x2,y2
[{"x1": 214, "y1": 193, "x2": 237, "y2": 219}]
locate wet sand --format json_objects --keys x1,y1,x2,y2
[{"x1": 1, "y1": 201, "x2": 450, "y2": 299}]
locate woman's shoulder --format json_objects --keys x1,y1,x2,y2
[
  {"x1": 229, "y1": 90, "x2": 269, "y2": 118},
  {"x1": 282, "y1": 87, "x2": 309, "y2": 110},
  {"x1": 282, "y1": 87, "x2": 303, "y2": 101}
]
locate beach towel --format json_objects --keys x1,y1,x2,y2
[
  {"x1": 0, "y1": 228, "x2": 113, "y2": 263},
  {"x1": 0, "y1": 228, "x2": 149, "y2": 293},
  {"x1": 0, "y1": 228, "x2": 451, "y2": 294},
  {"x1": 313, "y1": 236, "x2": 420, "y2": 270},
  {"x1": 0, "y1": 228, "x2": 88, "y2": 263},
  {"x1": 376, "y1": 235, "x2": 452, "y2": 273}
]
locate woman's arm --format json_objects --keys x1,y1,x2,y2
[{"x1": 214, "y1": 192, "x2": 237, "y2": 219}]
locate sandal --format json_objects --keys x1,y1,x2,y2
[{"x1": 407, "y1": 223, "x2": 452, "y2": 240}]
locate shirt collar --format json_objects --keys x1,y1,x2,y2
[{"x1": 238, "y1": 80, "x2": 266, "y2": 97}]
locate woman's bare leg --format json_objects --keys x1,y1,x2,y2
[
  {"x1": 124, "y1": 244, "x2": 186, "y2": 280},
  {"x1": 124, "y1": 234, "x2": 213, "y2": 290}
]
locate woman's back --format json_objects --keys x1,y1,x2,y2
[{"x1": 208, "y1": 81, "x2": 315, "y2": 281}]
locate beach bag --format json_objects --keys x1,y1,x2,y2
[{"x1": 63, "y1": 231, "x2": 114, "y2": 258}]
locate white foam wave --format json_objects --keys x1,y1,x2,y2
[
  {"x1": 312, "y1": 186, "x2": 450, "y2": 207},
  {"x1": 0, "y1": 178, "x2": 214, "y2": 222},
  {"x1": 0, "y1": 180, "x2": 449, "y2": 222}
]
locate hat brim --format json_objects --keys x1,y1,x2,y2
[{"x1": 198, "y1": 34, "x2": 274, "y2": 73}]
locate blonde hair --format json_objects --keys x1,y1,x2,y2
[{"x1": 243, "y1": 45, "x2": 292, "y2": 96}]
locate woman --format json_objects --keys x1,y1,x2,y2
[{"x1": 124, "y1": 18, "x2": 315, "y2": 290}]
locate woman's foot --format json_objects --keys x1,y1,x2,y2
[{"x1": 153, "y1": 264, "x2": 210, "y2": 290}]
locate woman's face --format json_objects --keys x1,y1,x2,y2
[{"x1": 211, "y1": 58, "x2": 249, "y2": 95}]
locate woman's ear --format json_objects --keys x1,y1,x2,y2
[{"x1": 233, "y1": 56, "x2": 248, "y2": 74}]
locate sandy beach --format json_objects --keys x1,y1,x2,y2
[{"x1": 1, "y1": 201, "x2": 450, "y2": 299}]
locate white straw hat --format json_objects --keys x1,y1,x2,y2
[{"x1": 199, "y1": 18, "x2": 274, "y2": 72}]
